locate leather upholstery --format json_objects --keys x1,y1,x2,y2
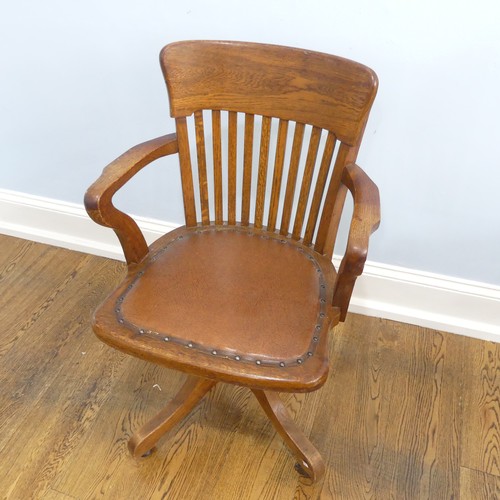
[{"x1": 93, "y1": 226, "x2": 339, "y2": 391}]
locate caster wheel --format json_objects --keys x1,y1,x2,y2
[
  {"x1": 294, "y1": 461, "x2": 312, "y2": 478},
  {"x1": 141, "y1": 447, "x2": 156, "y2": 458}
]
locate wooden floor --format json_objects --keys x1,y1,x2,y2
[{"x1": 0, "y1": 234, "x2": 499, "y2": 499}]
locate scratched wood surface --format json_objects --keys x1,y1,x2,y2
[{"x1": 0, "y1": 234, "x2": 497, "y2": 499}]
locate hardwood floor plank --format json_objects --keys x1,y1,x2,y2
[
  {"x1": 320, "y1": 315, "x2": 402, "y2": 498},
  {"x1": 0, "y1": 236, "x2": 37, "y2": 284},
  {"x1": 0, "y1": 234, "x2": 497, "y2": 498},
  {"x1": 41, "y1": 489, "x2": 80, "y2": 500},
  {"x1": 0, "y1": 244, "x2": 82, "y2": 352},
  {"x1": 462, "y1": 340, "x2": 500, "y2": 477},
  {"x1": 0, "y1": 253, "x2": 124, "y2": 459},
  {"x1": 52, "y1": 360, "x2": 184, "y2": 499},
  {"x1": 429, "y1": 328, "x2": 464, "y2": 498},
  {"x1": 2, "y1": 342, "x2": 128, "y2": 499},
  {"x1": 319, "y1": 317, "x2": 464, "y2": 499},
  {"x1": 390, "y1": 327, "x2": 447, "y2": 498},
  {"x1": 460, "y1": 466, "x2": 500, "y2": 499},
  {"x1": 0, "y1": 241, "x2": 126, "y2": 499}
]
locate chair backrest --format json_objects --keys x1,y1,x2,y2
[{"x1": 160, "y1": 40, "x2": 377, "y2": 256}]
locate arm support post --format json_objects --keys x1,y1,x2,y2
[{"x1": 332, "y1": 163, "x2": 380, "y2": 320}]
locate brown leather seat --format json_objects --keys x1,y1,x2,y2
[{"x1": 94, "y1": 226, "x2": 338, "y2": 391}]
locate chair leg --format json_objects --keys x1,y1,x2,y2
[
  {"x1": 128, "y1": 375, "x2": 217, "y2": 458},
  {"x1": 252, "y1": 389, "x2": 325, "y2": 483}
]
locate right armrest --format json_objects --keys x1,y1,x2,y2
[
  {"x1": 84, "y1": 133, "x2": 178, "y2": 265},
  {"x1": 332, "y1": 163, "x2": 380, "y2": 320}
]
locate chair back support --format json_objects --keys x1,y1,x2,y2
[{"x1": 160, "y1": 41, "x2": 377, "y2": 256}]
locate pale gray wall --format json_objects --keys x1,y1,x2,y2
[{"x1": 1, "y1": 0, "x2": 499, "y2": 284}]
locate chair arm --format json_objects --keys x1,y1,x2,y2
[
  {"x1": 332, "y1": 163, "x2": 380, "y2": 320},
  {"x1": 84, "y1": 134, "x2": 178, "y2": 265}
]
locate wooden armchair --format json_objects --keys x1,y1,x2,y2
[{"x1": 84, "y1": 41, "x2": 380, "y2": 482}]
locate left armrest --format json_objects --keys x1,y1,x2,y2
[
  {"x1": 84, "y1": 133, "x2": 178, "y2": 265},
  {"x1": 332, "y1": 163, "x2": 380, "y2": 320}
]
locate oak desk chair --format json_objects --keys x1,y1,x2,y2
[{"x1": 85, "y1": 40, "x2": 380, "y2": 482}]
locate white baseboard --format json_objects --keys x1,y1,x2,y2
[
  {"x1": 337, "y1": 258, "x2": 500, "y2": 342},
  {"x1": 0, "y1": 188, "x2": 177, "y2": 260},
  {"x1": 1, "y1": 188, "x2": 499, "y2": 341}
]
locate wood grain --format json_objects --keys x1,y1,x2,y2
[
  {"x1": 254, "y1": 115, "x2": 272, "y2": 229},
  {"x1": 267, "y1": 118, "x2": 289, "y2": 232},
  {"x1": 175, "y1": 117, "x2": 197, "y2": 226},
  {"x1": 292, "y1": 126, "x2": 322, "y2": 240},
  {"x1": 1, "y1": 234, "x2": 499, "y2": 499},
  {"x1": 227, "y1": 111, "x2": 238, "y2": 225},
  {"x1": 462, "y1": 341, "x2": 500, "y2": 476},
  {"x1": 211, "y1": 110, "x2": 223, "y2": 224},
  {"x1": 460, "y1": 467, "x2": 500, "y2": 499},
  {"x1": 194, "y1": 110, "x2": 209, "y2": 224},
  {"x1": 161, "y1": 41, "x2": 378, "y2": 145},
  {"x1": 241, "y1": 113, "x2": 255, "y2": 225},
  {"x1": 303, "y1": 132, "x2": 336, "y2": 246},
  {"x1": 280, "y1": 122, "x2": 305, "y2": 235}
]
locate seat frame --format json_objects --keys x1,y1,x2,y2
[{"x1": 84, "y1": 41, "x2": 380, "y2": 482}]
